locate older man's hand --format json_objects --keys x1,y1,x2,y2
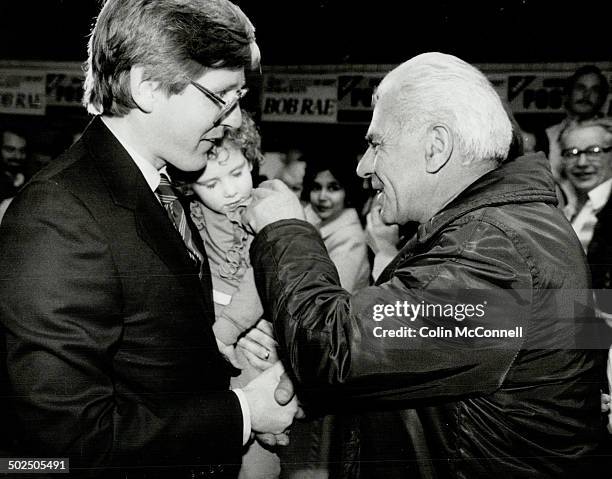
[
  {"x1": 244, "y1": 180, "x2": 306, "y2": 234},
  {"x1": 366, "y1": 204, "x2": 400, "y2": 257},
  {"x1": 243, "y1": 362, "x2": 299, "y2": 435},
  {"x1": 253, "y1": 370, "x2": 305, "y2": 448},
  {"x1": 255, "y1": 370, "x2": 306, "y2": 448}
]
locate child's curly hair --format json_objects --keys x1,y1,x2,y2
[{"x1": 223, "y1": 109, "x2": 264, "y2": 169}]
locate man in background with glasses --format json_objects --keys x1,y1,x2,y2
[
  {"x1": 561, "y1": 119, "x2": 612, "y2": 232},
  {"x1": 561, "y1": 119, "x2": 612, "y2": 452},
  {"x1": 561, "y1": 118, "x2": 612, "y2": 308},
  {"x1": 0, "y1": 0, "x2": 298, "y2": 477},
  {"x1": 545, "y1": 65, "x2": 610, "y2": 207}
]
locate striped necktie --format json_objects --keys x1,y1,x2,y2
[{"x1": 156, "y1": 173, "x2": 204, "y2": 267}]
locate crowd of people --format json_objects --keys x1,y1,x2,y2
[{"x1": 0, "y1": 0, "x2": 611, "y2": 478}]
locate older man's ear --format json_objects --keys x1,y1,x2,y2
[{"x1": 425, "y1": 124, "x2": 453, "y2": 173}]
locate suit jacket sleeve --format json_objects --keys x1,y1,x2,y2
[
  {"x1": 0, "y1": 180, "x2": 243, "y2": 472},
  {"x1": 251, "y1": 220, "x2": 531, "y2": 407}
]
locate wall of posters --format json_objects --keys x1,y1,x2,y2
[
  {"x1": 262, "y1": 62, "x2": 612, "y2": 124},
  {"x1": 2, "y1": 61, "x2": 612, "y2": 123},
  {"x1": 0, "y1": 69, "x2": 46, "y2": 116},
  {"x1": 0, "y1": 61, "x2": 84, "y2": 117},
  {"x1": 45, "y1": 71, "x2": 85, "y2": 108}
]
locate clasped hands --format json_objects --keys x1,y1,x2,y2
[
  {"x1": 230, "y1": 320, "x2": 304, "y2": 448},
  {"x1": 227, "y1": 181, "x2": 307, "y2": 447}
]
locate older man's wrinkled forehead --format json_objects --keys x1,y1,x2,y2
[
  {"x1": 371, "y1": 74, "x2": 397, "y2": 109},
  {"x1": 368, "y1": 75, "x2": 403, "y2": 138}
]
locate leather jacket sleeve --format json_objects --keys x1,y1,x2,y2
[{"x1": 251, "y1": 219, "x2": 532, "y2": 407}]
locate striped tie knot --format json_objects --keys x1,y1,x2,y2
[
  {"x1": 156, "y1": 173, "x2": 204, "y2": 268},
  {"x1": 156, "y1": 173, "x2": 179, "y2": 206}
]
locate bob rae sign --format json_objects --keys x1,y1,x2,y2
[
  {"x1": 2, "y1": 61, "x2": 612, "y2": 122},
  {"x1": 262, "y1": 62, "x2": 612, "y2": 124}
]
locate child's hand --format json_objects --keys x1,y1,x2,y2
[
  {"x1": 602, "y1": 393, "x2": 611, "y2": 413},
  {"x1": 238, "y1": 319, "x2": 279, "y2": 372}
]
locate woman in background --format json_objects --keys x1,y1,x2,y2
[{"x1": 301, "y1": 153, "x2": 370, "y2": 293}]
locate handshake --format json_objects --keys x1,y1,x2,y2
[
  {"x1": 222, "y1": 318, "x2": 302, "y2": 446},
  {"x1": 242, "y1": 361, "x2": 303, "y2": 447}
]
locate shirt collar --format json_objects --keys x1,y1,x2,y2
[
  {"x1": 101, "y1": 117, "x2": 163, "y2": 192},
  {"x1": 587, "y1": 178, "x2": 612, "y2": 212}
]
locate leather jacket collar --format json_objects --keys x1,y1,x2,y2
[{"x1": 418, "y1": 153, "x2": 557, "y2": 244}]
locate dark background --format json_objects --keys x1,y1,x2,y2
[
  {"x1": 0, "y1": 0, "x2": 610, "y2": 158},
  {"x1": 1, "y1": 0, "x2": 610, "y2": 65}
]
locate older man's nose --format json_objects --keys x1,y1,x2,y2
[{"x1": 356, "y1": 148, "x2": 375, "y2": 178}]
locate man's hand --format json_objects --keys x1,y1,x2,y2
[
  {"x1": 239, "y1": 320, "x2": 301, "y2": 411},
  {"x1": 274, "y1": 371, "x2": 296, "y2": 406},
  {"x1": 275, "y1": 371, "x2": 305, "y2": 419},
  {"x1": 243, "y1": 180, "x2": 306, "y2": 234},
  {"x1": 255, "y1": 431, "x2": 291, "y2": 448},
  {"x1": 253, "y1": 372, "x2": 297, "y2": 448},
  {"x1": 238, "y1": 319, "x2": 278, "y2": 372},
  {"x1": 242, "y1": 361, "x2": 299, "y2": 434},
  {"x1": 254, "y1": 370, "x2": 305, "y2": 448},
  {"x1": 274, "y1": 372, "x2": 306, "y2": 419},
  {"x1": 366, "y1": 204, "x2": 400, "y2": 257}
]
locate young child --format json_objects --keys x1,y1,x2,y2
[{"x1": 189, "y1": 112, "x2": 281, "y2": 478}]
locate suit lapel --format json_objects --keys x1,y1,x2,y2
[{"x1": 80, "y1": 117, "x2": 212, "y2": 303}]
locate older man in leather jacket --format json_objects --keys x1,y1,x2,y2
[{"x1": 245, "y1": 53, "x2": 606, "y2": 478}]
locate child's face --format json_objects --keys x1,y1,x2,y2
[{"x1": 193, "y1": 144, "x2": 253, "y2": 214}]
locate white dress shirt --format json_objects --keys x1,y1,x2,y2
[
  {"x1": 565, "y1": 178, "x2": 612, "y2": 252},
  {"x1": 562, "y1": 176, "x2": 612, "y2": 432}
]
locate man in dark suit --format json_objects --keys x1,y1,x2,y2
[{"x1": 0, "y1": 1, "x2": 297, "y2": 477}]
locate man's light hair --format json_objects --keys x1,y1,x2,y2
[
  {"x1": 83, "y1": 0, "x2": 259, "y2": 116},
  {"x1": 387, "y1": 52, "x2": 512, "y2": 164},
  {"x1": 559, "y1": 117, "x2": 612, "y2": 147}
]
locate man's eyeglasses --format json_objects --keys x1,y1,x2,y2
[
  {"x1": 561, "y1": 145, "x2": 612, "y2": 161},
  {"x1": 190, "y1": 80, "x2": 248, "y2": 128}
]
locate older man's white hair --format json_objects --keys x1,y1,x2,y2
[{"x1": 386, "y1": 52, "x2": 512, "y2": 164}]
